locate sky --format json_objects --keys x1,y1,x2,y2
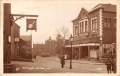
[{"x1": 2, "y1": 0, "x2": 118, "y2": 44}]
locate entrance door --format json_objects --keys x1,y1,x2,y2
[{"x1": 81, "y1": 46, "x2": 88, "y2": 59}]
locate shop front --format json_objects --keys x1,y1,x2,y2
[{"x1": 65, "y1": 43, "x2": 100, "y2": 61}]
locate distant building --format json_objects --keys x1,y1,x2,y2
[
  {"x1": 33, "y1": 43, "x2": 45, "y2": 56},
  {"x1": 45, "y1": 36, "x2": 56, "y2": 55},
  {"x1": 20, "y1": 35, "x2": 32, "y2": 59},
  {"x1": 11, "y1": 23, "x2": 20, "y2": 59},
  {"x1": 66, "y1": 4, "x2": 116, "y2": 60}
]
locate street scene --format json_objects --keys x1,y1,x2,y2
[
  {"x1": 12, "y1": 56, "x2": 107, "y2": 73},
  {"x1": 2, "y1": 0, "x2": 117, "y2": 74}
]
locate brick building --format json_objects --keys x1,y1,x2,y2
[
  {"x1": 11, "y1": 23, "x2": 20, "y2": 59},
  {"x1": 33, "y1": 43, "x2": 45, "y2": 56},
  {"x1": 65, "y1": 4, "x2": 116, "y2": 60},
  {"x1": 45, "y1": 36, "x2": 56, "y2": 55}
]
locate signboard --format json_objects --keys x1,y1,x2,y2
[
  {"x1": 26, "y1": 19, "x2": 37, "y2": 31},
  {"x1": 90, "y1": 49, "x2": 97, "y2": 58}
]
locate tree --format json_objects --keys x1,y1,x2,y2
[
  {"x1": 55, "y1": 26, "x2": 70, "y2": 55},
  {"x1": 56, "y1": 26, "x2": 70, "y2": 41}
]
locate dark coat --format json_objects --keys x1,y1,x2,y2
[
  {"x1": 111, "y1": 58, "x2": 116, "y2": 73},
  {"x1": 60, "y1": 55, "x2": 65, "y2": 65},
  {"x1": 105, "y1": 59, "x2": 112, "y2": 69}
]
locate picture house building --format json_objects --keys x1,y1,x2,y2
[{"x1": 65, "y1": 4, "x2": 116, "y2": 61}]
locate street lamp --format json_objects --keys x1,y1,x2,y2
[{"x1": 69, "y1": 34, "x2": 73, "y2": 69}]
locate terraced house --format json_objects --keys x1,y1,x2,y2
[{"x1": 66, "y1": 4, "x2": 116, "y2": 61}]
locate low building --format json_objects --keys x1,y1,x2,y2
[
  {"x1": 33, "y1": 43, "x2": 45, "y2": 56},
  {"x1": 11, "y1": 22, "x2": 20, "y2": 59},
  {"x1": 20, "y1": 35, "x2": 32, "y2": 59}
]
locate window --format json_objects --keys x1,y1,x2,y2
[
  {"x1": 107, "y1": 18, "x2": 111, "y2": 28},
  {"x1": 79, "y1": 19, "x2": 88, "y2": 33},
  {"x1": 114, "y1": 19, "x2": 116, "y2": 29},
  {"x1": 85, "y1": 21, "x2": 88, "y2": 32},
  {"x1": 91, "y1": 17, "x2": 97, "y2": 30},
  {"x1": 79, "y1": 23, "x2": 81, "y2": 33},
  {"x1": 104, "y1": 18, "x2": 107, "y2": 28},
  {"x1": 82, "y1": 22, "x2": 84, "y2": 32},
  {"x1": 75, "y1": 25, "x2": 79, "y2": 35},
  {"x1": 103, "y1": 18, "x2": 111, "y2": 29},
  {"x1": 81, "y1": 23, "x2": 82, "y2": 33}
]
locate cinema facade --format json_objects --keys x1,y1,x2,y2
[{"x1": 65, "y1": 4, "x2": 116, "y2": 61}]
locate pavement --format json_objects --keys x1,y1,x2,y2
[
  {"x1": 68, "y1": 60, "x2": 105, "y2": 65},
  {"x1": 55, "y1": 57, "x2": 105, "y2": 65}
]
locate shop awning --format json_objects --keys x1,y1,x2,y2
[{"x1": 65, "y1": 43, "x2": 100, "y2": 47}]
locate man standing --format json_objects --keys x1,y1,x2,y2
[
  {"x1": 60, "y1": 54, "x2": 65, "y2": 68},
  {"x1": 105, "y1": 58, "x2": 112, "y2": 73}
]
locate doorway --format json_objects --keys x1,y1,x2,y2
[{"x1": 81, "y1": 46, "x2": 88, "y2": 59}]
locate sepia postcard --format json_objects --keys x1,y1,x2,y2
[{"x1": 0, "y1": 0, "x2": 120, "y2": 76}]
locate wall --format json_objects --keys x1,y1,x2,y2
[
  {"x1": 102, "y1": 12, "x2": 116, "y2": 43},
  {"x1": 88, "y1": 9, "x2": 100, "y2": 39},
  {"x1": 11, "y1": 23, "x2": 20, "y2": 58},
  {"x1": 3, "y1": 3, "x2": 11, "y2": 64}
]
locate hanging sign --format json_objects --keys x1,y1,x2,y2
[{"x1": 26, "y1": 19, "x2": 37, "y2": 31}]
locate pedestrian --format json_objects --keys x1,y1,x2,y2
[
  {"x1": 34, "y1": 53, "x2": 37, "y2": 60},
  {"x1": 105, "y1": 58, "x2": 112, "y2": 74},
  {"x1": 111, "y1": 57, "x2": 116, "y2": 73},
  {"x1": 60, "y1": 54, "x2": 65, "y2": 68}
]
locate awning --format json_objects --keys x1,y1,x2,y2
[{"x1": 65, "y1": 43, "x2": 100, "y2": 47}]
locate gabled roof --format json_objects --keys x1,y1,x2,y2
[
  {"x1": 90, "y1": 4, "x2": 116, "y2": 13},
  {"x1": 20, "y1": 35, "x2": 32, "y2": 41},
  {"x1": 77, "y1": 8, "x2": 88, "y2": 18},
  {"x1": 13, "y1": 22, "x2": 20, "y2": 28},
  {"x1": 72, "y1": 7, "x2": 88, "y2": 22}
]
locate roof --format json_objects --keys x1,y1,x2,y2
[
  {"x1": 72, "y1": 4, "x2": 116, "y2": 22},
  {"x1": 20, "y1": 35, "x2": 32, "y2": 41},
  {"x1": 13, "y1": 22, "x2": 20, "y2": 28},
  {"x1": 90, "y1": 4, "x2": 116, "y2": 13},
  {"x1": 72, "y1": 7, "x2": 88, "y2": 22}
]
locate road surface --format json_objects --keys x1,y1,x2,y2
[{"x1": 11, "y1": 56, "x2": 108, "y2": 73}]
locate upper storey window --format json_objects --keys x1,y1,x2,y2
[
  {"x1": 74, "y1": 25, "x2": 79, "y2": 35},
  {"x1": 91, "y1": 17, "x2": 97, "y2": 30},
  {"x1": 103, "y1": 18, "x2": 111, "y2": 29},
  {"x1": 79, "y1": 19, "x2": 88, "y2": 34}
]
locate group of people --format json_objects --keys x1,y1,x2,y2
[{"x1": 105, "y1": 57, "x2": 116, "y2": 73}]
